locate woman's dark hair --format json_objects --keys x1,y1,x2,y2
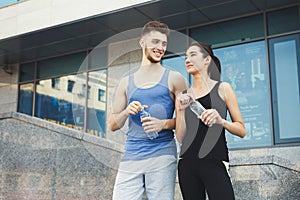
[{"x1": 189, "y1": 42, "x2": 221, "y2": 81}]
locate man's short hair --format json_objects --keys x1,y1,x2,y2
[{"x1": 141, "y1": 21, "x2": 170, "y2": 37}]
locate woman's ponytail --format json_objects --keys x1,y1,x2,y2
[{"x1": 209, "y1": 55, "x2": 221, "y2": 81}]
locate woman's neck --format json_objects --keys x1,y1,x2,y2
[
  {"x1": 192, "y1": 73, "x2": 210, "y2": 88},
  {"x1": 190, "y1": 73, "x2": 216, "y2": 98}
]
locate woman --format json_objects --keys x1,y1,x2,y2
[{"x1": 176, "y1": 42, "x2": 246, "y2": 200}]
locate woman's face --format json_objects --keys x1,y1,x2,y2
[{"x1": 185, "y1": 45, "x2": 208, "y2": 75}]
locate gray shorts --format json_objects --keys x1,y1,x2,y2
[{"x1": 113, "y1": 161, "x2": 177, "y2": 200}]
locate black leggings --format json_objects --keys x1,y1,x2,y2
[{"x1": 178, "y1": 158, "x2": 235, "y2": 200}]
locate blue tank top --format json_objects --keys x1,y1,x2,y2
[{"x1": 122, "y1": 69, "x2": 177, "y2": 161}]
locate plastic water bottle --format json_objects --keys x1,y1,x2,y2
[
  {"x1": 140, "y1": 107, "x2": 159, "y2": 139},
  {"x1": 189, "y1": 99, "x2": 213, "y2": 127}
]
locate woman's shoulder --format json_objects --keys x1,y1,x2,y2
[
  {"x1": 218, "y1": 81, "x2": 235, "y2": 101},
  {"x1": 219, "y1": 81, "x2": 233, "y2": 90}
]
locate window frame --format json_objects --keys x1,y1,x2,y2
[{"x1": 269, "y1": 34, "x2": 300, "y2": 144}]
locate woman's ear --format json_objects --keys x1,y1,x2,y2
[{"x1": 205, "y1": 55, "x2": 212, "y2": 65}]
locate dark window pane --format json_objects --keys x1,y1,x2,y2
[
  {"x1": 267, "y1": 6, "x2": 300, "y2": 35},
  {"x1": 51, "y1": 78, "x2": 60, "y2": 89},
  {"x1": 190, "y1": 14, "x2": 264, "y2": 46},
  {"x1": 86, "y1": 70, "x2": 107, "y2": 137},
  {"x1": 89, "y1": 46, "x2": 107, "y2": 69},
  {"x1": 269, "y1": 34, "x2": 300, "y2": 143},
  {"x1": 19, "y1": 62, "x2": 35, "y2": 82},
  {"x1": 98, "y1": 89, "x2": 106, "y2": 102},
  {"x1": 166, "y1": 30, "x2": 188, "y2": 55},
  {"x1": 67, "y1": 80, "x2": 75, "y2": 93},
  {"x1": 38, "y1": 52, "x2": 87, "y2": 79},
  {"x1": 18, "y1": 83, "x2": 34, "y2": 115},
  {"x1": 214, "y1": 41, "x2": 272, "y2": 148}
]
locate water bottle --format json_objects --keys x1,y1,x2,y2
[
  {"x1": 189, "y1": 99, "x2": 213, "y2": 127},
  {"x1": 140, "y1": 107, "x2": 159, "y2": 139}
]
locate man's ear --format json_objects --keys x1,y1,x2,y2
[{"x1": 139, "y1": 38, "x2": 145, "y2": 48}]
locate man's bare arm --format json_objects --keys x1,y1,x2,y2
[{"x1": 108, "y1": 77, "x2": 130, "y2": 131}]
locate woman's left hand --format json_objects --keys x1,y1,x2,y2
[{"x1": 200, "y1": 109, "x2": 224, "y2": 126}]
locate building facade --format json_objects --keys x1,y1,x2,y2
[{"x1": 0, "y1": 0, "x2": 299, "y2": 199}]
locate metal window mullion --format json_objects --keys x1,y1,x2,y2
[
  {"x1": 32, "y1": 61, "x2": 38, "y2": 117},
  {"x1": 83, "y1": 50, "x2": 90, "y2": 133}
]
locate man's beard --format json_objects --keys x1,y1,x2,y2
[{"x1": 145, "y1": 46, "x2": 162, "y2": 64}]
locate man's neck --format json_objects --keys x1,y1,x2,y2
[{"x1": 139, "y1": 59, "x2": 163, "y2": 72}]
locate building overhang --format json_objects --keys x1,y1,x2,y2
[{"x1": 0, "y1": 0, "x2": 298, "y2": 66}]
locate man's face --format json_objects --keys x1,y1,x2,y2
[{"x1": 141, "y1": 31, "x2": 167, "y2": 63}]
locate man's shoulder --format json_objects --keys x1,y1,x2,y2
[
  {"x1": 167, "y1": 69, "x2": 184, "y2": 79},
  {"x1": 117, "y1": 75, "x2": 130, "y2": 88},
  {"x1": 166, "y1": 69, "x2": 187, "y2": 92}
]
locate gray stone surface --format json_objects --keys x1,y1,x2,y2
[
  {"x1": 0, "y1": 113, "x2": 119, "y2": 200},
  {"x1": 0, "y1": 112, "x2": 299, "y2": 200}
]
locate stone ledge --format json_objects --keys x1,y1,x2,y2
[
  {"x1": 230, "y1": 149, "x2": 300, "y2": 172},
  {"x1": 0, "y1": 112, "x2": 12, "y2": 119},
  {"x1": 83, "y1": 132, "x2": 124, "y2": 153},
  {"x1": 0, "y1": 112, "x2": 124, "y2": 154}
]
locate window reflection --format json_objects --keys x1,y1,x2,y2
[
  {"x1": 269, "y1": 35, "x2": 300, "y2": 142},
  {"x1": 162, "y1": 56, "x2": 189, "y2": 86},
  {"x1": 18, "y1": 83, "x2": 34, "y2": 115},
  {"x1": 214, "y1": 41, "x2": 272, "y2": 148},
  {"x1": 86, "y1": 70, "x2": 107, "y2": 138},
  {"x1": 35, "y1": 74, "x2": 86, "y2": 131},
  {"x1": 51, "y1": 78, "x2": 60, "y2": 89},
  {"x1": 0, "y1": 0, "x2": 21, "y2": 7},
  {"x1": 67, "y1": 80, "x2": 75, "y2": 93}
]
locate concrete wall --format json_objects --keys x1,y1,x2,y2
[
  {"x1": 0, "y1": 0, "x2": 149, "y2": 39},
  {"x1": 0, "y1": 0, "x2": 152, "y2": 40},
  {"x1": 1, "y1": 112, "x2": 299, "y2": 200},
  {"x1": 0, "y1": 112, "x2": 122, "y2": 200},
  {"x1": 0, "y1": 64, "x2": 18, "y2": 113}
]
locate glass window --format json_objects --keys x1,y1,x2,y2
[
  {"x1": 89, "y1": 46, "x2": 107, "y2": 69},
  {"x1": 162, "y1": 56, "x2": 189, "y2": 86},
  {"x1": 82, "y1": 84, "x2": 91, "y2": 99},
  {"x1": 0, "y1": 0, "x2": 20, "y2": 7},
  {"x1": 98, "y1": 89, "x2": 106, "y2": 102},
  {"x1": 67, "y1": 80, "x2": 75, "y2": 93},
  {"x1": 37, "y1": 52, "x2": 87, "y2": 79},
  {"x1": 269, "y1": 34, "x2": 300, "y2": 143},
  {"x1": 267, "y1": 6, "x2": 300, "y2": 36},
  {"x1": 34, "y1": 74, "x2": 86, "y2": 131},
  {"x1": 18, "y1": 83, "x2": 34, "y2": 115},
  {"x1": 190, "y1": 14, "x2": 264, "y2": 47},
  {"x1": 51, "y1": 78, "x2": 60, "y2": 89},
  {"x1": 214, "y1": 41, "x2": 272, "y2": 148},
  {"x1": 19, "y1": 62, "x2": 35, "y2": 82},
  {"x1": 86, "y1": 70, "x2": 107, "y2": 137},
  {"x1": 166, "y1": 30, "x2": 188, "y2": 55}
]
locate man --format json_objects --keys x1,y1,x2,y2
[{"x1": 108, "y1": 21, "x2": 186, "y2": 200}]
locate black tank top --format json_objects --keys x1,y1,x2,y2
[{"x1": 180, "y1": 82, "x2": 229, "y2": 162}]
